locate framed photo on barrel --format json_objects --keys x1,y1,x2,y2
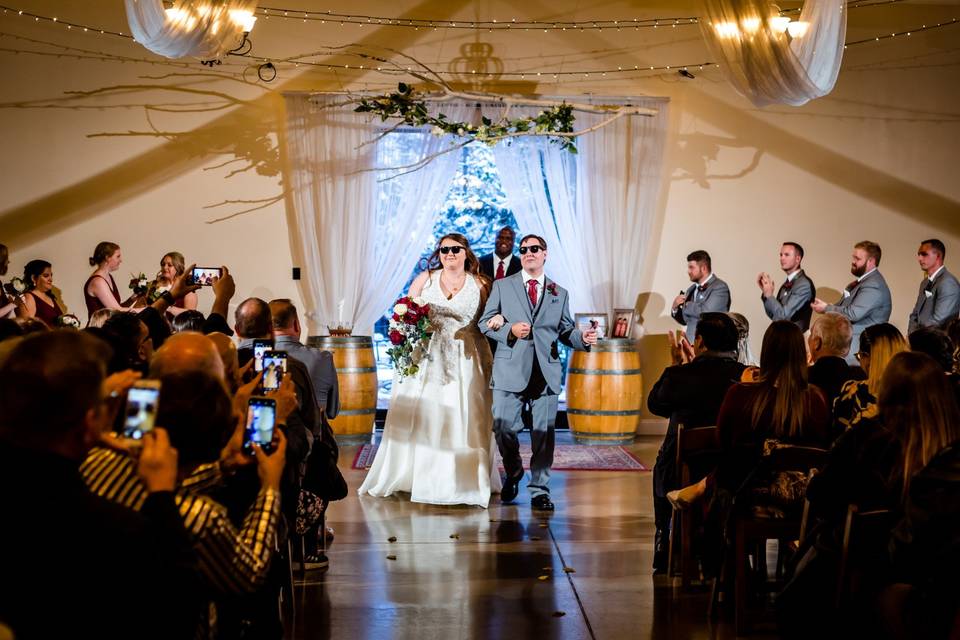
[
  {"x1": 611, "y1": 308, "x2": 636, "y2": 339},
  {"x1": 575, "y1": 313, "x2": 609, "y2": 340}
]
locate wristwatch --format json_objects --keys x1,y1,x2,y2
[{"x1": 161, "y1": 290, "x2": 175, "y2": 305}]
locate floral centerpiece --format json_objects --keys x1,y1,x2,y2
[
  {"x1": 3, "y1": 277, "x2": 26, "y2": 298},
  {"x1": 386, "y1": 296, "x2": 432, "y2": 380},
  {"x1": 55, "y1": 314, "x2": 81, "y2": 329}
]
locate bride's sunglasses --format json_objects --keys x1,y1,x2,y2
[
  {"x1": 439, "y1": 246, "x2": 464, "y2": 255},
  {"x1": 518, "y1": 245, "x2": 545, "y2": 254}
]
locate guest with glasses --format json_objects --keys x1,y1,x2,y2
[
  {"x1": 671, "y1": 250, "x2": 731, "y2": 343},
  {"x1": 833, "y1": 323, "x2": 907, "y2": 433}
]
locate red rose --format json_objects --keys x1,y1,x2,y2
[
  {"x1": 389, "y1": 330, "x2": 404, "y2": 345},
  {"x1": 404, "y1": 311, "x2": 418, "y2": 324},
  {"x1": 392, "y1": 313, "x2": 403, "y2": 322}
]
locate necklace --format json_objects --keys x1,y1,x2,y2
[{"x1": 442, "y1": 271, "x2": 466, "y2": 294}]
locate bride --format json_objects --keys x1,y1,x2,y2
[{"x1": 358, "y1": 233, "x2": 503, "y2": 507}]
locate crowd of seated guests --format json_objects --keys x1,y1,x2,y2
[
  {"x1": 650, "y1": 311, "x2": 960, "y2": 638},
  {"x1": 0, "y1": 250, "x2": 343, "y2": 639}
]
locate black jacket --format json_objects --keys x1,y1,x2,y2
[{"x1": 478, "y1": 253, "x2": 522, "y2": 282}]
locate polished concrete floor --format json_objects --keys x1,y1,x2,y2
[{"x1": 285, "y1": 434, "x2": 778, "y2": 639}]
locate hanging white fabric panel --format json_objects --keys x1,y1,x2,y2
[
  {"x1": 700, "y1": 0, "x2": 846, "y2": 107},
  {"x1": 125, "y1": 0, "x2": 258, "y2": 60}
]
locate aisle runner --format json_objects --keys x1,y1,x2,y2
[{"x1": 352, "y1": 443, "x2": 649, "y2": 472}]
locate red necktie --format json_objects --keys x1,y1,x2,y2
[
  {"x1": 527, "y1": 279, "x2": 538, "y2": 307},
  {"x1": 495, "y1": 261, "x2": 505, "y2": 280}
]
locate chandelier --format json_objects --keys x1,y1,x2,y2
[{"x1": 125, "y1": 0, "x2": 259, "y2": 60}]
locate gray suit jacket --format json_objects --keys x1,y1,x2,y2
[
  {"x1": 825, "y1": 270, "x2": 892, "y2": 363},
  {"x1": 671, "y1": 275, "x2": 732, "y2": 342},
  {"x1": 907, "y1": 268, "x2": 960, "y2": 334},
  {"x1": 762, "y1": 270, "x2": 815, "y2": 332},
  {"x1": 273, "y1": 336, "x2": 341, "y2": 418},
  {"x1": 478, "y1": 273, "x2": 588, "y2": 394}
]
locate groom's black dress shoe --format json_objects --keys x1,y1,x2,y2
[
  {"x1": 531, "y1": 495, "x2": 555, "y2": 511},
  {"x1": 501, "y1": 471, "x2": 523, "y2": 503}
]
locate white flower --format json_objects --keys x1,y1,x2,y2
[
  {"x1": 457, "y1": 127, "x2": 465, "y2": 136},
  {"x1": 10, "y1": 277, "x2": 25, "y2": 294},
  {"x1": 393, "y1": 303, "x2": 408, "y2": 316},
  {"x1": 155, "y1": 285, "x2": 170, "y2": 294},
  {"x1": 138, "y1": 277, "x2": 149, "y2": 288},
  {"x1": 431, "y1": 126, "x2": 444, "y2": 136}
]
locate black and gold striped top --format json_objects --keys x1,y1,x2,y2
[{"x1": 80, "y1": 447, "x2": 280, "y2": 594}]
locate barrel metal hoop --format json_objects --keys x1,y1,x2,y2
[
  {"x1": 334, "y1": 408, "x2": 377, "y2": 416},
  {"x1": 568, "y1": 368, "x2": 642, "y2": 375},
  {"x1": 566, "y1": 408, "x2": 642, "y2": 416},
  {"x1": 334, "y1": 367, "x2": 379, "y2": 374}
]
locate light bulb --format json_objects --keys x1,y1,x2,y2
[
  {"x1": 229, "y1": 9, "x2": 257, "y2": 32},
  {"x1": 714, "y1": 21, "x2": 739, "y2": 38},
  {"x1": 741, "y1": 16, "x2": 761, "y2": 33}
]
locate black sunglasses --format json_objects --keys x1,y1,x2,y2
[
  {"x1": 519, "y1": 245, "x2": 544, "y2": 254},
  {"x1": 439, "y1": 246, "x2": 464, "y2": 255}
]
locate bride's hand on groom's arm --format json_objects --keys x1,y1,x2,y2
[{"x1": 486, "y1": 314, "x2": 506, "y2": 330}]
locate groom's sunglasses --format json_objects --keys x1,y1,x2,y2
[
  {"x1": 439, "y1": 246, "x2": 464, "y2": 255},
  {"x1": 519, "y1": 245, "x2": 545, "y2": 255}
]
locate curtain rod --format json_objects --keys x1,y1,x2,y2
[{"x1": 283, "y1": 90, "x2": 668, "y2": 107}]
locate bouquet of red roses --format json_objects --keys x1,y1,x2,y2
[{"x1": 386, "y1": 295, "x2": 432, "y2": 379}]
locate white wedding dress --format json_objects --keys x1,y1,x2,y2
[{"x1": 358, "y1": 273, "x2": 503, "y2": 507}]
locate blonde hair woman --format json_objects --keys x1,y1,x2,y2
[
  {"x1": 833, "y1": 322, "x2": 908, "y2": 431},
  {"x1": 148, "y1": 252, "x2": 197, "y2": 317}
]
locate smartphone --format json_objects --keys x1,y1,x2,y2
[
  {"x1": 122, "y1": 380, "x2": 161, "y2": 441},
  {"x1": 243, "y1": 396, "x2": 276, "y2": 455},
  {"x1": 261, "y1": 351, "x2": 287, "y2": 392},
  {"x1": 190, "y1": 266, "x2": 222, "y2": 287},
  {"x1": 252, "y1": 338, "x2": 273, "y2": 372}
]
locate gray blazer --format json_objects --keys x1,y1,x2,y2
[
  {"x1": 273, "y1": 336, "x2": 341, "y2": 418},
  {"x1": 907, "y1": 268, "x2": 960, "y2": 334},
  {"x1": 478, "y1": 273, "x2": 588, "y2": 394},
  {"x1": 825, "y1": 270, "x2": 892, "y2": 363},
  {"x1": 671, "y1": 275, "x2": 732, "y2": 342},
  {"x1": 762, "y1": 270, "x2": 815, "y2": 332}
]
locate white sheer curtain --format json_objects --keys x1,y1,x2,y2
[
  {"x1": 283, "y1": 94, "x2": 470, "y2": 335},
  {"x1": 700, "y1": 0, "x2": 846, "y2": 107},
  {"x1": 493, "y1": 99, "x2": 669, "y2": 318},
  {"x1": 125, "y1": 0, "x2": 257, "y2": 60}
]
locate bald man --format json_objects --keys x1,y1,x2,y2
[
  {"x1": 206, "y1": 332, "x2": 240, "y2": 393},
  {"x1": 150, "y1": 332, "x2": 224, "y2": 381}
]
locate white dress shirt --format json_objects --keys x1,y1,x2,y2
[
  {"x1": 495, "y1": 255, "x2": 514, "y2": 277},
  {"x1": 522, "y1": 271, "x2": 545, "y2": 308}
]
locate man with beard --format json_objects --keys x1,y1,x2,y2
[{"x1": 812, "y1": 241, "x2": 892, "y2": 365}]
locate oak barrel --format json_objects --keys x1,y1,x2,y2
[
  {"x1": 307, "y1": 335, "x2": 378, "y2": 444},
  {"x1": 565, "y1": 338, "x2": 643, "y2": 445}
]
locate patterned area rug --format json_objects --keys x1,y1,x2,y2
[{"x1": 352, "y1": 443, "x2": 649, "y2": 472}]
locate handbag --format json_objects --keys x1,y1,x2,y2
[{"x1": 301, "y1": 414, "x2": 348, "y2": 502}]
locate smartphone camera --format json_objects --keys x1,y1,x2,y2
[
  {"x1": 122, "y1": 382, "x2": 161, "y2": 441},
  {"x1": 190, "y1": 266, "x2": 222, "y2": 287},
  {"x1": 243, "y1": 397, "x2": 277, "y2": 455},
  {"x1": 261, "y1": 351, "x2": 287, "y2": 392},
  {"x1": 252, "y1": 339, "x2": 273, "y2": 372}
]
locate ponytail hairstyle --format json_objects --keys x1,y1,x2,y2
[{"x1": 89, "y1": 242, "x2": 120, "y2": 268}]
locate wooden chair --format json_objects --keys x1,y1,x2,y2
[
  {"x1": 836, "y1": 504, "x2": 895, "y2": 609},
  {"x1": 666, "y1": 424, "x2": 719, "y2": 589},
  {"x1": 729, "y1": 444, "x2": 829, "y2": 635}
]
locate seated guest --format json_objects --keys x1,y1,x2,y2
[
  {"x1": 0, "y1": 318, "x2": 22, "y2": 343},
  {"x1": 647, "y1": 312, "x2": 746, "y2": 572},
  {"x1": 150, "y1": 332, "x2": 224, "y2": 381},
  {"x1": 207, "y1": 331, "x2": 241, "y2": 393},
  {"x1": 728, "y1": 312, "x2": 758, "y2": 368},
  {"x1": 269, "y1": 298, "x2": 340, "y2": 417},
  {"x1": 171, "y1": 309, "x2": 206, "y2": 333},
  {"x1": 84, "y1": 241, "x2": 135, "y2": 320},
  {"x1": 102, "y1": 312, "x2": 154, "y2": 374},
  {"x1": 807, "y1": 312, "x2": 866, "y2": 412},
  {"x1": 16, "y1": 259, "x2": 63, "y2": 327},
  {"x1": 14, "y1": 316, "x2": 48, "y2": 335},
  {"x1": 907, "y1": 326, "x2": 954, "y2": 373},
  {"x1": 0, "y1": 331, "x2": 202, "y2": 639},
  {"x1": 88, "y1": 307, "x2": 117, "y2": 329},
  {"x1": 0, "y1": 243, "x2": 18, "y2": 318},
  {"x1": 148, "y1": 252, "x2": 198, "y2": 317},
  {"x1": 833, "y1": 323, "x2": 907, "y2": 432}
]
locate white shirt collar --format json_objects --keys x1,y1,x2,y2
[
  {"x1": 928, "y1": 265, "x2": 946, "y2": 282},
  {"x1": 522, "y1": 271, "x2": 545, "y2": 288},
  {"x1": 496, "y1": 254, "x2": 512, "y2": 267},
  {"x1": 698, "y1": 273, "x2": 715, "y2": 288},
  {"x1": 786, "y1": 269, "x2": 801, "y2": 282},
  {"x1": 858, "y1": 268, "x2": 877, "y2": 283}
]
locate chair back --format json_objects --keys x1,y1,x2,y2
[
  {"x1": 765, "y1": 444, "x2": 829, "y2": 473},
  {"x1": 675, "y1": 424, "x2": 719, "y2": 486},
  {"x1": 836, "y1": 504, "x2": 896, "y2": 608}
]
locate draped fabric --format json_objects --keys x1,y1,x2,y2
[
  {"x1": 493, "y1": 99, "x2": 669, "y2": 317},
  {"x1": 700, "y1": 0, "x2": 846, "y2": 107},
  {"x1": 125, "y1": 0, "x2": 257, "y2": 60},
  {"x1": 283, "y1": 94, "x2": 471, "y2": 334}
]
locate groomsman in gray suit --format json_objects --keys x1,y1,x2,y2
[
  {"x1": 479, "y1": 234, "x2": 597, "y2": 511},
  {"x1": 758, "y1": 242, "x2": 816, "y2": 331},
  {"x1": 907, "y1": 239, "x2": 960, "y2": 334},
  {"x1": 812, "y1": 241, "x2": 892, "y2": 365},
  {"x1": 671, "y1": 250, "x2": 731, "y2": 343}
]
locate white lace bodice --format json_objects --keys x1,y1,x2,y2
[{"x1": 418, "y1": 273, "x2": 491, "y2": 384}]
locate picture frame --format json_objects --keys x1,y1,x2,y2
[
  {"x1": 611, "y1": 308, "x2": 636, "y2": 339},
  {"x1": 575, "y1": 313, "x2": 609, "y2": 340}
]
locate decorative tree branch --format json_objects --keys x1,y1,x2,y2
[{"x1": 202, "y1": 193, "x2": 289, "y2": 223}]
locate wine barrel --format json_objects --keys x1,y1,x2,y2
[
  {"x1": 565, "y1": 338, "x2": 643, "y2": 445},
  {"x1": 307, "y1": 335, "x2": 378, "y2": 445}
]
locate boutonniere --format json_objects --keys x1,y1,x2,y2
[
  {"x1": 783, "y1": 280, "x2": 794, "y2": 291},
  {"x1": 546, "y1": 283, "x2": 559, "y2": 297}
]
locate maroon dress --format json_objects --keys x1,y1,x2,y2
[
  {"x1": 84, "y1": 274, "x2": 121, "y2": 320},
  {"x1": 27, "y1": 291, "x2": 60, "y2": 327}
]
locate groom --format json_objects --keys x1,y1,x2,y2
[{"x1": 479, "y1": 235, "x2": 597, "y2": 511}]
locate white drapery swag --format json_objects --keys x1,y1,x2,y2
[
  {"x1": 492, "y1": 99, "x2": 669, "y2": 317},
  {"x1": 125, "y1": 0, "x2": 257, "y2": 60},
  {"x1": 700, "y1": 0, "x2": 846, "y2": 107},
  {"x1": 283, "y1": 94, "x2": 472, "y2": 334}
]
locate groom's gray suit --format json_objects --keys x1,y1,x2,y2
[{"x1": 479, "y1": 272, "x2": 589, "y2": 498}]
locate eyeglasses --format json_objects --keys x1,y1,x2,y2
[
  {"x1": 439, "y1": 246, "x2": 464, "y2": 255},
  {"x1": 519, "y1": 245, "x2": 545, "y2": 255},
  {"x1": 855, "y1": 351, "x2": 869, "y2": 361}
]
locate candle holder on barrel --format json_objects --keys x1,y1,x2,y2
[{"x1": 327, "y1": 322, "x2": 354, "y2": 337}]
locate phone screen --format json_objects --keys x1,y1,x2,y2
[
  {"x1": 190, "y1": 267, "x2": 222, "y2": 286},
  {"x1": 261, "y1": 352, "x2": 287, "y2": 392},
  {"x1": 253, "y1": 339, "x2": 272, "y2": 372},
  {"x1": 243, "y1": 397, "x2": 276, "y2": 455},
  {"x1": 123, "y1": 385, "x2": 160, "y2": 440}
]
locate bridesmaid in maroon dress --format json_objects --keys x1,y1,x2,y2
[
  {"x1": 84, "y1": 242, "x2": 128, "y2": 322},
  {"x1": 18, "y1": 260, "x2": 62, "y2": 327},
  {"x1": 148, "y1": 251, "x2": 198, "y2": 317}
]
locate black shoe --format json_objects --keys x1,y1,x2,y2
[
  {"x1": 652, "y1": 528, "x2": 668, "y2": 573},
  {"x1": 501, "y1": 471, "x2": 524, "y2": 503},
  {"x1": 531, "y1": 494, "x2": 555, "y2": 511}
]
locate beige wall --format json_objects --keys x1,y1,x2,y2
[{"x1": 1, "y1": 2, "x2": 958, "y2": 422}]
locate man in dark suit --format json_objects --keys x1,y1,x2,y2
[
  {"x1": 758, "y1": 241, "x2": 816, "y2": 331},
  {"x1": 807, "y1": 312, "x2": 865, "y2": 418},
  {"x1": 671, "y1": 250, "x2": 732, "y2": 343},
  {"x1": 908, "y1": 238, "x2": 960, "y2": 334},
  {"x1": 648, "y1": 312, "x2": 746, "y2": 573},
  {"x1": 478, "y1": 226, "x2": 522, "y2": 282},
  {"x1": 812, "y1": 241, "x2": 892, "y2": 365}
]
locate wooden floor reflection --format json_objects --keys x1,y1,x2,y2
[{"x1": 286, "y1": 434, "x2": 777, "y2": 639}]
